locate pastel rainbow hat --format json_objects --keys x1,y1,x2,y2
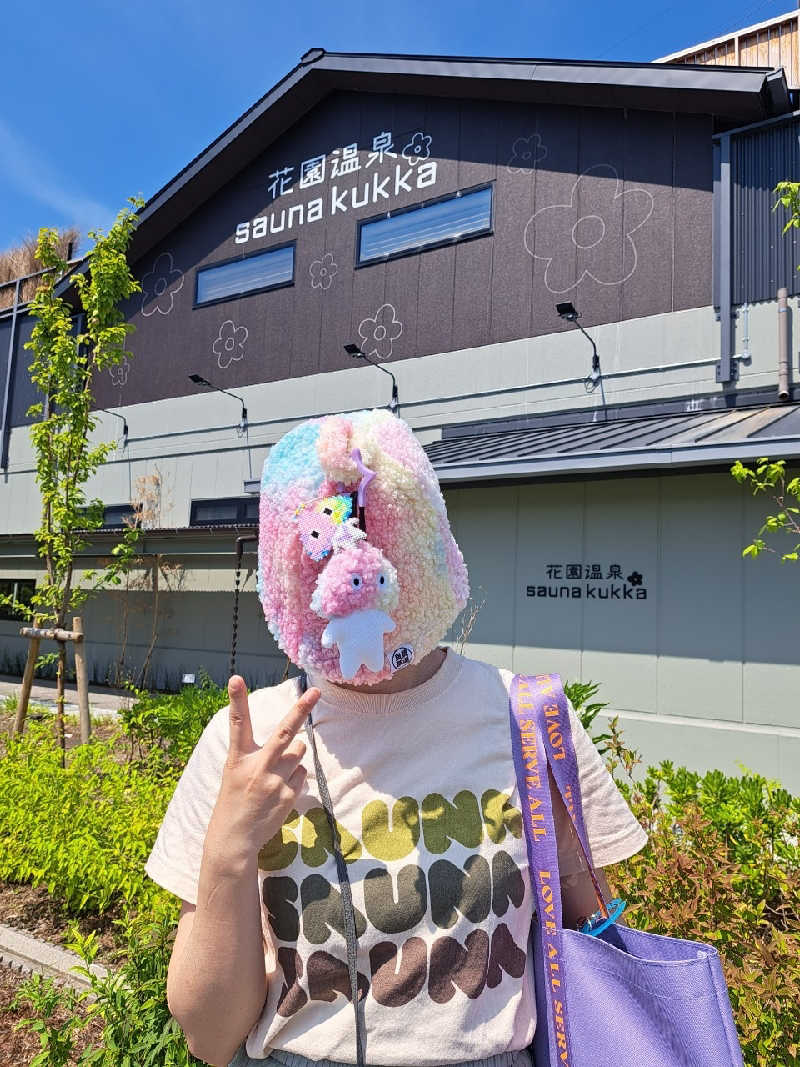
[{"x1": 258, "y1": 409, "x2": 469, "y2": 685}]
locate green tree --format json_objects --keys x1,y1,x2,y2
[
  {"x1": 735, "y1": 183, "x2": 800, "y2": 568},
  {"x1": 1, "y1": 198, "x2": 144, "y2": 753},
  {"x1": 731, "y1": 458, "x2": 800, "y2": 563},
  {"x1": 774, "y1": 180, "x2": 800, "y2": 236}
]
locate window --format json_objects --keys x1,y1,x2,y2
[
  {"x1": 195, "y1": 244, "x2": 295, "y2": 306},
  {"x1": 357, "y1": 185, "x2": 493, "y2": 266},
  {"x1": 0, "y1": 578, "x2": 35, "y2": 622},
  {"x1": 102, "y1": 504, "x2": 137, "y2": 528},
  {"x1": 76, "y1": 504, "x2": 138, "y2": 529},
  {"x1": 190, "y1": 497, "x2": 259, "y2": 526}
]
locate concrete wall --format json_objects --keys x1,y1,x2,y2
[
  {"x1": 0, "y1": 556, "x2": 285, "y2": 693},
  {"x1": 448, "y1": 471, "x2": 800, "y2": 792}
]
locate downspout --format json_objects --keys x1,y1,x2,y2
[
  {"x1": 714, "y1": 133, "x2": 736, "y2": 384},
  {"x1": 778, "y1": 287, "x2": 791, "y2": 402}
]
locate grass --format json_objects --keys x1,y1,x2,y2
[{"x1": 0, "y1": 228, "x2": 79, "y2": 311}]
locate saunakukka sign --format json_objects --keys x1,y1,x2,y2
[{"x1": 234, "y1": 130, "x2": 439, "y2": 245}]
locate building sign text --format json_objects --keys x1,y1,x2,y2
[
  {"x1": 234, "y1": 130, "x2": 439, "y2": 245},
  {"x1": 526, "y1": 562, "x2": 648, "y2": 601}
]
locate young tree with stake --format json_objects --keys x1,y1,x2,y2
[{"x1": 3, "y1": 198, "x2": 144, "y2": 758}]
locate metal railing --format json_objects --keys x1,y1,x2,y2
[{"x1": 1, "y1": 261, "x2": 81, "y2": 470}]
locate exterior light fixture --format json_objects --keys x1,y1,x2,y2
[
  {"x1": 97, "y1": 408, "x2": 128, "y2": 447},
  {"x1": 188, "y1": 373, "x2": 248, "y2": 431},
  {"x1": 344, "y1": 343, "x2": 400, "y2": 414},
  {"x1": 555, "y1": 301, "x2": 579, "y2": 322},
  {"x1": 556, "y1": 302, "x2": 601, "y2": 385}
]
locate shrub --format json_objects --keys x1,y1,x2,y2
[
  {"x1": 563, "y1": 678, "x2": 613, "y2": 753},
  {"x1": 12, "y1": 913, "x2": 207, "y2": 1066},
  {"x1": 10, "y1": 971, "x2": 87, "y2": 1067},
  {"x1": 3, "y1": 683, "x2": 799, "y2": 1064},
  {"x1": 0, "y1": 722, "x2": 180, "y2": 924},
  {"x1": 120, "y1": 672, "x2": 226, "y2": 767},
  {"x1": 604, "y1": 719, "x2": 800, "y2": 1066},
  {"x1": 67, "y1": 912, "x2": 206, "y2": 1066}
]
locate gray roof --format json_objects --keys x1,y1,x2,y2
[
  {"x1": 425, "y1": 403, "x2": 800, "y2": 483},
  {"x1": 46, "y1": 48, "x2": 790, "y2": 302},
  {"x1": 111, "y1": 50, "x2": 791, "y2": 267}
]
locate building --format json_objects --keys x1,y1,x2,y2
[
  {"x1": 657, "y1": 7, "x2": 800, "y2": 89},
  {"x1": 1, "y1": 51, "x2": 799, "y2": 788}
]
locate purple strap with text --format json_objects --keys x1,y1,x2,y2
[
  {"x1": 510, "y1": 673, "x2": 745, "y2": 1067},
  {"x1": 509, "y1": 673, "x2": 607, "y2": 1066}
]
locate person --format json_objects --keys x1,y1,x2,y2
[{"x1": 144, "y1": 410, "x2": 648, "y2": 1067}]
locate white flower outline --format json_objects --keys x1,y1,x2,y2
[
  {"x1": 109, "y1": 360, "x2": 130, "y2": 387},
  {"x1": 357, "y1": 303, "x2": 403, "y2": 361},
  {"x1": 507, "y1": 133, "x2": 547, "y2": 173},
  {"x1": 310, "y1": 252, "x2": 338, "y2": 290},
  {"x1": 141, "y1": 252, "x2": 184, "y2": 317},
  {"x1": 524, "y1": 164, "x2": 655, "y2": 294},
  {"x1": 401, "y1": 132, "x2": 432, "y2": 166},
  {"x1": 213, "y1": 320, "x2": 249, "y2": 369}
]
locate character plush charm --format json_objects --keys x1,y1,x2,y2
[
  {"x1": 295, "y1": 494, "x2": 366, "y2": 561},
  {"x1": 310, "y1": 541, "x2": 399, "y2": 680}
]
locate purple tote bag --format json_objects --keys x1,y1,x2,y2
[{"x1": 509, "y1": 674, "x2": 744, "y2": 1067}]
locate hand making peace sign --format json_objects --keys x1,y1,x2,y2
[{"x1": 213, "y1": 675, "x2": 321, "y2": 858}]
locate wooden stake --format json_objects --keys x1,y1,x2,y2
[
  {"x1": 73, "y1": 616, "x2": 90, "y2": 744},
  {"x1": 56, "y1": 641, "x2": 66, "y2": 769},
  {"x1": 14, "y1": 635, "x2": 40, "y2": 737},
  {"x1": 21, "y1": 625, "x2": 82, "y2": 642}
]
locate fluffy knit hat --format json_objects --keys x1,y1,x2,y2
[{"x1": 258, "y1": 409, "x2": 469, "y2": 685}]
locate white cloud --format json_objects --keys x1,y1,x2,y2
[{"x1": 0, "y1": 118, "x2": 115, "y2": 239}]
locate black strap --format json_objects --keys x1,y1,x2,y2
[{"x1": 299, "y1": 672, "x2": 366, "y2": 1067}]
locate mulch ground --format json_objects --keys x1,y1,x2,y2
[
  {"x1": 0, "y1": 878, "x2": 123, "y2": 1065},
  {"x1": 0, "y1": 880, "x2": 123, "y2": 966},
  {"x1": 0, "y1": 879, "x2": 127, "y2": 1067},
  {"x1": 0, "y1": 962, "x2": 106, "y2": 1067}
]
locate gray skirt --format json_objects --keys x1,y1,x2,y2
[{"x1": 228, "y1": 1045, "x2": 533, "y2": 1067}]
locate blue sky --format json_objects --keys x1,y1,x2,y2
[{"x1": 0, "y1": 0, "x2": 793, "y2": 252}]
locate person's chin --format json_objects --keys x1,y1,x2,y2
[{"x1": 334, "y1": 664, "x2": 392, "y2": 688}]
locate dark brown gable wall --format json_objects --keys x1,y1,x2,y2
[{"x1": 91, "y1": 89, "x2": 713, "y2": 411}]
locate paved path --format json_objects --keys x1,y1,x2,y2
[
  {"x1": 0, "y1": 675, "x2": 131, "y2": 719},
  {"x1": 0, "y1": 923, "x2": 109, "y2": 991}
]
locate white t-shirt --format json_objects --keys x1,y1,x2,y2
[{"x1": 145, "y1": 650, "x2": 647, "y2": 1065}]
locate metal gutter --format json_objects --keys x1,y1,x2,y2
[
  {"x1": 441, "y1": 387, "x2": 797, "y2": 440},
  {"x1": 431, "y1": 436, "x2": 800, "y2": 485},
  {"x1": 711, "y1": 105, "x2": 800, "y2": 140},
  {"x1": 0, "y1": 525, "x2": 256, "y2": 551},
  {"x1": 313, "y1": 50, "x2": 777, "y2": 89}
]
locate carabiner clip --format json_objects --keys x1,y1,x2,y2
[{"x1": 578, "y1": 897, "x2": 627, "y2": 937}]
